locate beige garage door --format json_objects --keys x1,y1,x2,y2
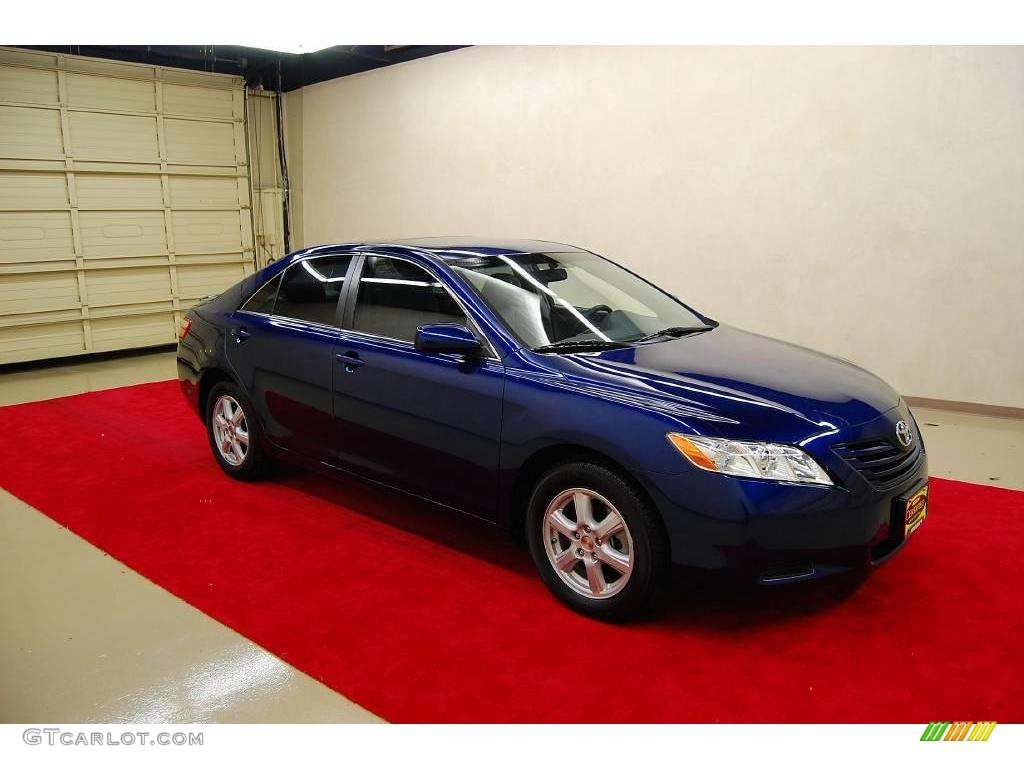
[{"x1": 0, "y1": 47, "x2": 256, "y2": 364}]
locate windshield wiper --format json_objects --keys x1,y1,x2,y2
[
  {"x1": 633, "y1": 325, "x2": 714, "y2": 343},
  {"x1": 532, "y1": 339, "x2": 633, "y2": 354}
]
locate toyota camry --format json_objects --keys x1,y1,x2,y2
[{"x1": 177, "y1": 238, "x2": 928, "y2": 620}]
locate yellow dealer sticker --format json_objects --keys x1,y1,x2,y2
[{"x1": 904, "y1": 485, "x2": 928, "y2": 539}]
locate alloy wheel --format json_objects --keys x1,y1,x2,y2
[
  {"x1": 542, "y1": 487, "x2": 634, "y2": 599},
  {"x1": 212, "y1": 394, "x2": 249, "y2": 467}
]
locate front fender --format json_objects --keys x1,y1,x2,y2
[
  {"x1": 498, "y1": 361, "x2": 702, "y2": 476},
  {"x1": 495, "y1": 361, "x2": 702, "y2": 529}
]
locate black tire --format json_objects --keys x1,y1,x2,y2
[
  {"x1": 205, "y1": 381, "x2": 271, "y2": 481},
  {"x1": 526, "y1": 461, "x2": 670, "y2": 622}
]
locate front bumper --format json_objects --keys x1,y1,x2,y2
[{"x1": 639, "y1": 405, "x2": 929, "y2": 582}]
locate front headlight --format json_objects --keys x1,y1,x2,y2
[{"x1": 667, "y1": 433, "x2": 833, "y2": 486}]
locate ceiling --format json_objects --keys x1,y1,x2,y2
[{"x1": 24, "y1": 45, "x2": 467, "y2": 91}]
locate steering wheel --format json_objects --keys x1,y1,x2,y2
[{"x1": 583, "y1": 304, "x2": 613, "y2": 323}]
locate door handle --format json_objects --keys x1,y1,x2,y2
[
  {"x1": 335, "y1": 351, "x2": 365, "y2": 371},
  {"x1": 231, "y1": 327, "x2": 251, "y2": 343}
]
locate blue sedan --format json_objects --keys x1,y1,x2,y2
[{"x1": 177, "y1": 238, "x2": 928, "y2": 620}]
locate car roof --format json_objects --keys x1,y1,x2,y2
[
  {"x1": 390, "y1": 236, "x2": 583, "y2": 254},
  {"x1": 301, "y1": 237, "x2": 587, "y2": 261}
]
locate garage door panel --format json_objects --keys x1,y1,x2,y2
[
  {"x1": 176, "y1": 262, "x2": 247, "y2": 299},
  {"x1": 0, "y1": 211, "x2": 74, "y2": 263},
  {"x1": 0, "y1": 106, "x2": 63, "y2": 159},
  {"x1": 68, "y1": 57, "x2": 156, "y2": 82},
  {"x1": 69, "y1": 112, "x2": 159, "y2": 162},
  {"x1": 0, "y1": 320, "x2": 85, "y2": 362},
  {"x1": 168, "y1": 175, "x2": 239, "y2": 208},
  {"x1": 90, "y1": 312, "x2": 175, "y2": 352},
  {"x1": 85, "y1": 266, "x2": 172, "y2": 306},
  {"x1": 0, "y1": 49, "x2": 58, "y2": 71},
  {"x1": 79, "y1": 211, "x2": 167, "y2": 258},
  {"x1": 0, "y1": 172, "x2": 68, "y2": 210},
  {"x1": 67, "y1": 73, "x2": 155, "y2": 113},
  {"x1": 164, "y1": 119, "x2": 236, "y2": 166},
  {"x1": 0, "y1": 270, "x2": 80, "y2": 314},
  {"x1": 172, "y1": 210, "x2": 243, "y2": 254},
  {"x1": 0, "y1": 66, "x2": 59, "y2": 105},
  {"x1": 0, "y1": 49, "x2": 254, "y2": 363},
  {"x1": 162, "y1": 83, "x2": 235, "y2": 119},
  {"x1": 76, "y1": 174, "x2": 163, "y2": 210},
  {"x1": 175, "y1": 252, "x2": 250, "y2": 267}
]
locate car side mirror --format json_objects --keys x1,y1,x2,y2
[{"x1": 414, "y1": 323, "x2": 483, "y2": 355}]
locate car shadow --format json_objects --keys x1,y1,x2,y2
[
  {"x1": 657, "y1": 567, "x2": 869, "y2": 632},
  {"x1": 274, "y1": 463, "x2": 535, "y2": 576},
  {"x1": 274, "y1": 463, "x2": 869, "y2": 631}
]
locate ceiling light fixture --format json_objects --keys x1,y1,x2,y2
[{"x1": 247, "y1": 44, "x2": 335, "y2": 55}]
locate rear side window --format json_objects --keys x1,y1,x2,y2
[
  {"x1": 241, "y1": 273, "x2": 281, "y2": 314},
  {"x1": 273, "y1": 254, "x2": 354, "y2": 326},
  {"x1": 352, "y1": 256, "x2": 466, "y2": 341}
]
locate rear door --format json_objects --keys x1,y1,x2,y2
[
  {"x1": 331, "y1": 254, "x2": 505, "y2": 519},
  {"x1": 226, "y1": 253, "x2": 355, "y2": 464}
]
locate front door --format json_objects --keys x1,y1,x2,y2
[{"x1": 331, "y1": 254, "x2": 505, "y2": 519}]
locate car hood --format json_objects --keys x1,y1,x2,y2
[{"x1": 549, "y1": 325, "x2": 900, "y2": 439}]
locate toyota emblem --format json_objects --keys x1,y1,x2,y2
[{"x1": 895, "y1": 420, "x2": 913, "y2": 449}]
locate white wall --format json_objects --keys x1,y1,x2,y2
[{"x1": 290, "y1": 46, "x2": 1024, "y2": 408}]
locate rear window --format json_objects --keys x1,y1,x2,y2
[{"x1": 241, "y1": 274, "x2": 281, "y2": 314}]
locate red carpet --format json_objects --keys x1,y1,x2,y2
[{"x1": 1, "y1": 380, "x2": 1021, "y2": 723}]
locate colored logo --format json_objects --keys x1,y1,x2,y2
[{"x1": 920, "y1": 721, "x2": 997, "y2": 741}]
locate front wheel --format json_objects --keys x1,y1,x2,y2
[{"x1": 526, "y1": 461, "x2": 670, "y2": 621}]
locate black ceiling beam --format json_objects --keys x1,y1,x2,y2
[{"x1": 21, "y1": 45, "x2": 467, "y2": 91}]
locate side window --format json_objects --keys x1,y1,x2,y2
[
  {"x1": 241, "y1": 273, "x2": 281, "y2": 314},
  {"x1": 353, "y1": 256, "x2": 467, "y2": 342},
  {"x1": 274, "y1": 254, "x2": 353, "y2": 326}
]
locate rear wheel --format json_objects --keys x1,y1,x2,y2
[
  {"x1": 206, "y1": 381, "x2": 270, "y2": 480},
  {"x1": 526, "y1": 461, "x2": 669, "y2": 621}
]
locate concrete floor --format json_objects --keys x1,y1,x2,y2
[
  {"x1": 0, "y1": 348, "x2": 1022, "y2": 723},
  {"x1": 0, "y1": 350, "x2": 381, "y2": 724}
]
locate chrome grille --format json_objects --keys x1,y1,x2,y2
[{"x1": 833, "y1": 435, "x2": 923, "y2": 490}]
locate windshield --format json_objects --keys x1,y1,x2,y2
[{"x1": 450, "y1": 251, "x2": 709, "y2": 349}]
